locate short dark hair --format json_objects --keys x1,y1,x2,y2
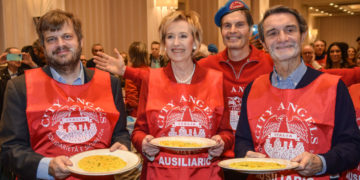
[
  {"x1": 151, "y1": 41, "x2": 160, "y2": 46},
  {"x1": 4, "y1": 47, "x2": 18, "y2": 53},
  {"x1": 314, "y1": 39, "x2": 327, "y2": 48},
  {"x1": 37, "y1": 9, "x2": 83, "y2": 46},
  {"x1": 357, "y1": 36, "x2": 360, "y2": 42},
  {"x1": 258, "y1": 5, "x2": 307, "y2": 42}
]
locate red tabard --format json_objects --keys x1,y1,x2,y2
[
  {"x1": 25, "y1": 68, "x2": 119, "y2": 180},
  {"x1": 246, "y1": 73, "x2": 339, "y2": 180},
  {"x1": 341, "y1": 84, "x2": 360, "y2": 180},
  {"x1": 144, "y1": 68, "x2": 224, "y2": 180}
]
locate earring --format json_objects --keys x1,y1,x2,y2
[{"x1": 193, "y1": 44, "x2": 196, "y2": 50}]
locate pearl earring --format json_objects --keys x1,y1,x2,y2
[{"x1": 193, "y1": 45, "x2": 196, "y2": 50}]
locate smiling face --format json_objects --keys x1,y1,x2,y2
[
  {"x1": 329, "y1": 45, "x2": 342, "y2": 63},
  {"x1": 301, "y1": 45, "x2": 314, "y2": 64},
  {"x1": 314, "y1": 40, "x2": 325, "y2": 56},
  {"x1": 43, "y1": 21, "x2": 82, "y2": 71},
  {"x1": 221, "y1": 11, "x2": 250, "y2": 50},
  {"x1": 261, "y1": 13, "x2": 304, "y2": 62},
  {"x1": 165, "y1": 20, "x2": 194, "y2": 63},
  {"x1": 348, "y1": 48, "x2": 356, "y2": 60}
]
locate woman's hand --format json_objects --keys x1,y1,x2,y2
[
  {"x1": 208, "y1": 135, "x2": 225, "y2": 157},
  {"x1": 142, "y1": 135, "x2": 160, "y2": 157},
  {"x1": 93, "y1": 48, "x2": 126, "y2": 76}
]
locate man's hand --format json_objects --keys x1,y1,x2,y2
[
  {"x1": 208, "y1": 135, "x2": 225, "y2": 157},
  {"x1": 93, "y1": 48, "x2": 126, "y2": 76},
  {"x1": 292, "y1": 152, "x2": 323, "y2": 176},
  {"x1": 142, "y1": 135, "x2": 159, "y2": 157},
  {"x1": 110, "y1": 142, "x2": 128, "y2": 152},
  {"x1": 245, "y1": 151, "x2": 266, "y2": 158},
  {"x1": 0, "y1": 53, "x2": 7, "y2": 64},
  {"x1": 21, "y1": 52, "x2": 37, "y2": 68},
  {"x1": 48, "y1": 156, "x2": 73, "y2": 179}
]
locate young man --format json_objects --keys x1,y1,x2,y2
[
  {"x1": 198, "y1": 0, "x2": 273, "y2": 158},
  {"x1": 235, "y1": 6, "x2": 360, "y2": 179},
  {"x1": 313, "y1": 40, "x2": 327, "y2": 67},
  {"x1": 0, "y1": 10, "x2": 130, "y2": 180}
]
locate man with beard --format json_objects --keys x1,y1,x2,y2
[
  {"x1": 235, "y1": 6, "x2": 360, "y2": 179},
  {"x1": 0, "y1": 10, "x2": 130, "y2": 180}
]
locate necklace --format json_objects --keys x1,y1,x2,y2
[{"x1": 174, "y1": 64, "x2": 196, "y2": 84}]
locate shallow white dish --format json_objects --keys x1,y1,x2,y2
[
  {"x1": 218, "y1": 158, "x2": 299, "y2": 174},
  {"x1": 150, "y1": 136, "x2": 217, "y2": 151},
  {"x1": 67, "y1": 149, "x2": 140, "y2": 176}
]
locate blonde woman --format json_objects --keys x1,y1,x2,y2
[{"x1": 94, "y1": 11, "x2": 233, "y2": 180}]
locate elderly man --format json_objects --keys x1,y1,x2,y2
[
  {"x1": 0, "y1": 10, "x2": 130, "y2": 180},
  {"x1": 149, "y1": 41, "x2": 165, "y2": 68},
  {"x1": 235, "y1": 5, "x2": 360, "y2": 179},
  {"x1": 86, "y1": 43, "x2": 104, "y2": 68},
  {"x1": 301, "y1": 44, "x2": 323, "y2": 69}
]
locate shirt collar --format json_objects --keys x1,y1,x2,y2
[
  {"x1": 50, "y1": 63, "x2": 85, "y2": 85},
  {"x1": 271, "y1": 59, "x2": 307, "y2": 89}
]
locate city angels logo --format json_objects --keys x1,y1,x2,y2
[
  {"x1": 41, "y1": 97, "x2": 107, "y2": 146},
  {"x1": 254, "y1": 102, "x2": 319, "y2": 160},
  {"x1": 157, "y1": 95, "x2": 214, "y2": 137}
]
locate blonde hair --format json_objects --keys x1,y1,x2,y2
[{"x1": 158, "y1": 11, "x2": 203, "y2": 56}]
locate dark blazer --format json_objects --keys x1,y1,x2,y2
[
  {"x1": 0, "y1": 67, "x2": 24, "y2": 117},
  {"x1": 0, "y1": 66, "x2": 130, "y2": 180}
]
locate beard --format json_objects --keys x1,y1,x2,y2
[
  {"x1": 46, "y1": 45, "x2": 82, "y2": 74},
  {"x1": 268, "y1": 42, "x2": 300, "y2": 62}
]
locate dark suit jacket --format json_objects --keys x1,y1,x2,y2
[
  {"x1": 0, "y1": 66, "x2": 130, "y2": 179},
  {"x1": 0, "y1": 67, "x2": 24, "y2": 117}
]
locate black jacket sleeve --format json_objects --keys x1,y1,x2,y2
[
  {"x1": 109, "y1": 75, "x2": 131, "y2": 150},
  {"x1": 320, "y1": 80, "x2": 360, "y2": 174},
  {"x1": 0, "y1": 76, "x2": 42, "y2": 180},
  {"x1": 234, "y1": 81, "x2": 255, "y2": 158}
]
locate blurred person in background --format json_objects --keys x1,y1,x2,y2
[
  {"x1": 326, "y1": 42, "x2": 347, "y2": 69},
  {"x1": 125, "y1": 41, "x2": 149, "y2": 117},
  {"x1": 149, "y1": 41, "x2": 165, "y2": 68},
  {"x1": 86, "y1": 43, "x2": 104, "y2": 68},
  {"x1": 207, "y1": 44, "x2": 218, "y2": 55},
  {"x1": 313, "y1": 40, "x2": 327, "y2": 67},
  {"x1": 347, "y1": 47, "x2": 357, "y2": 68}
]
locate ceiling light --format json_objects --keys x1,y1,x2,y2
[
  {"x1": 334, "y1": 5, "x2": 338, "y2": 8},
  {"x1": 321, "y1": 11, "x2": 324, "y2": 13},
  {"x1": 309, "y1": 7, "x2": 313, "y2": 10},
  {"x1": 329, "y1": 3, "x2": 334, "y2": 6},
  {"x1": 315, "y1": 9, "x2": 319, "y2": 12},
  {"x1": 329, "y1": 14, "x2": 333, "y2": 16},
  {"x1": 339, "y1": 7, "x2": 343, "y2": 10}
]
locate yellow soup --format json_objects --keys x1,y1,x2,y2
[
  {"x1": 229, "y1": 161, "x2": 286, "y2": 170},
  {"x1": 78, "y1": 155, "x2": 127, "y2": 172},
  {"x1": 159, "y1": 140, "x2": 203, "y2": 148}
]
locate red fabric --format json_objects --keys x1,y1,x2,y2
[
  {"x1": 322, "y1": 67, "x2": 360, "y2": 87},
  {"x1": 125, "y1": 66, "x2": 148, "y2": 117},
  {"x1": 198, "y1": 45, "x2": 273, "y2": 157},
  {"x1": 316, "y1": 55, "x2": 327, "y2": 67},
  {"x1": 341, "y1": 84, "x2": 360, "y2": 180},
  {"x1": 125, "y1": 79, "x2": 139, "y2": 117},
  {"x1": 246, "y1": 73, "x2": 339, "y2": 180},
  {"x1": 25, "y1": 68, "x2": 119, "y2": 180},
  {"x1": 131, "y1": 63, "x2": 233, "y2": 180}
]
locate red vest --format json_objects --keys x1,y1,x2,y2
[
  {"x1": 144, "y1": 68, "x2": 224, "y2": 180},
  {"x1": 246, "y1": 73, "x2": 339, "y2": 180},
  {"x1": 25, "y1": 68, "x2": 119, "y2": 180},
  {"x1": 341, "y1": 84, "x2": 360, "y2": 180}
]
